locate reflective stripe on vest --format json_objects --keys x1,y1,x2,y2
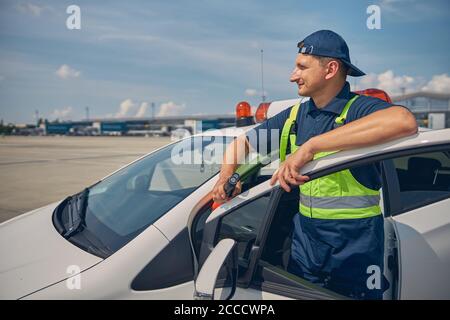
[
  {"x1": 280, "y1": 103, "x2": 300, "y2": 162},
  {"x1": 279, "y1": 95, "x2": 382, "y2": 220},
  {"x1": 300, "y1": 194, "x2": 381, "y2": 209}
]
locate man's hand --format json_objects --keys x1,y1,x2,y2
[
  {"x1": 212, "y1": 174, "x2": 242, "y2": 204},
  {"x1": 211, "y1": 134, "x2": 249, "y2": 204},
  {"x1": 270, "y1": 143, "x2": 313, "y2": 192}
]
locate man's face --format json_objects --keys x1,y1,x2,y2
[{"x1": 290, "y1": 53, "x2": 328, "y2": 97}]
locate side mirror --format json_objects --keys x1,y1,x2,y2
[{"x1": 194, "y1": 238, "x2": 238, "y2": 300}]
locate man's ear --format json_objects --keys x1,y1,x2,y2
[{"x1": 324, "y1": 60, "x2": 340, "y2": 80}]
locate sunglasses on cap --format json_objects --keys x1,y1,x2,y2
[{"x1": 297, "y1": 41, "x2": 314, "y2": 54}]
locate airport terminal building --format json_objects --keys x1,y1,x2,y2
[
  {"x1": 392, "y1": 91, "x2": 450, "y2": 129},
  {"x1": 11, "y1": 91, "x2": 450, "y2": 136},
  {"x1": 43, "y1": 114, "x2": 236, "y2": 136}
]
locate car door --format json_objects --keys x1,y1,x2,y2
[
  {"x1": 236, "y1": 144, "x2": 450, "y2": 300},
  {"x1": 195, "y1": 135, "x2": 450, "y2": 300},
  {"x1": 231, "y1": 181, "x2": 347, "y2": 300},
  {"x1": 383, "y1": 144, "x2": 450, "y2": 299},
  {"x1": 192, "y1": 153, "x2": 346, "y2": 299},
  {"x1": 196, "y1": 138, "x2": 404, "y2": 299},
  {"x1": 194, "y1": 177, "x2": 346, "y2": 300}
]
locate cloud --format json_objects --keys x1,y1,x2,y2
[
  {"x1": 355, "y1": 71, "x2": 450, "y2": 96},
  {"x1": 377, "y1": 70, "x2": 416, "y2": 94},
  {"x1": 421, "y1": 74, "x2": 450, "y2": 93},
  {"x1": 55, "y1": 65, "x2": 81, "y2": 79},
  {"x1": 135, "y1": 102, "x2": 148, "y2": 117},
  {"x1": 157, "y1": 101, "x2": 186, "y2": 117},
  {"x1": 114, "y1": 99, "x2": 151, "y2": 118},
  {"x1": 244, "y1": 88, "x2": 269, "y2": 99},
  {"x1": 250, "y1": 41, "x2": 261, "y2": 49},
  {"x1": 245, "y1": 88, "x2": 258, "y2": 97},
  {"x1": 16, "y1": 3, "x2": 44, "y2": 16},
  {"x1": 355, "y1": 70, "x2": 419, "y2": 95},
  {"x1": 50, "y1": 106, "x2": 73, "y2": 120},
  {"x1": 115, "y1": 99, "x2": 135, "y2": 118}
]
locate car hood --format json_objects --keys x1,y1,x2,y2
[{"x1": 0, "y1": 202, "x2": 103, "y2": 299}]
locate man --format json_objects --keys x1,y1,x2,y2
[{"x1": 212, "y1": 30, "x2": 417, "y2": 299}]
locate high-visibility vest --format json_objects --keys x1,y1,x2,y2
[{"x1": 280, "y1": 95, "x2": 382, "y2": 220}]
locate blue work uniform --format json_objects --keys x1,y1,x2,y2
[{"x1": 246, "y1": 82, "x2": 396, "y2": 299}]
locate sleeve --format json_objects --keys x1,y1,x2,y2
[
  {"x1": 245, "y1": 107, "x2": 291, "y2": 155},
  {"x1": 347, "y1": 95, "x2": 409, "y2": 189},
  {"x1": 347, "y1": 95, "x2": 407, "y2": 122}
]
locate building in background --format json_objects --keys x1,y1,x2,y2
[
  {"x1": 392, "y1": 92, "x2": 450, "y2": 129},
  {"x1": 42, "y1": 114, "x2": 236, "y2": 136},
  {"x1": 8, "y1": 91, "x2": 450, "y2": 136}
]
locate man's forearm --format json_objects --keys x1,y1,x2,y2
[
  {"x1": 219, "y1": 134, "x2": 250, "y2": 178},
  {"x1": 306, "y1": 106, "x2": 418, "y2": 154}
]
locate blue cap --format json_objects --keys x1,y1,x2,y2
[{"x1": 297, "y1": 30, "x2": 365, "y2": 77}]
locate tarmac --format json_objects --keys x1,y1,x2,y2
[{"x1": 0, "y1": 136, "x2": 171, "y2": 223}]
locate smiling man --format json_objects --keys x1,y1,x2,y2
[{"x1": 212, "y1": 30, "x2": 418, "y2": 299}]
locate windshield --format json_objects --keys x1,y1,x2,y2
[{"x1": 58, "y1": 136, "x2": 233, "y2": 257}]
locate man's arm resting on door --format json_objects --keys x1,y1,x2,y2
[
  {"x1": 308, "y1": 106, "x2": 418, "y2": 154},
  {"x1": 271, "y1": 106, "x2": 418, "y2": 192}
]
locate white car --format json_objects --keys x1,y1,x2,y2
[{"x1": 1, "y1": 96, "x2": 449, "y2": 300}]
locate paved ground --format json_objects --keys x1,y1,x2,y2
[{"x1": 0, "y1": 136, "x2": 171, "y2": 223}]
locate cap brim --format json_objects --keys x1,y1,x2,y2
[{"x1": 342, "y1": 60, "x2": 366, "y2": 77}]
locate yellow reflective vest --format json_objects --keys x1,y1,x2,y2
[{"x1": 279, "y1": 95, "x2": 382, "y2": 220}]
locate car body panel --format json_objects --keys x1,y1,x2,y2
[
  {"x1": 153, "y1": 176, "x2": 219, "y2": 241},
  {"x1": 266, "y1": 97, "x2": 306, "y2": 119},
  {"x1": 205, "y1": 180, "x2": 274, "y2": 226},
  {"x1": 393, "y1": 198, "x2": 450, "y2": 299},
  {"x1": 22, "y1": 225, "x2": 177, "y2": 299},
  {"x1": 0, "y1": 202, "x2": 103, "y2": 299}
]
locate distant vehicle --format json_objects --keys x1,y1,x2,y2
[
  {"x1": 1, "y1": 89, "x2": 449, "y2": 300},
  {"x1": 69, "y1": 126, "x2": 99, "y2": 136},
  {"x1": 12, "y1": 127, "x2": 44, "y2": 136},
  {"x1": 171, "y1": 128, "x2": 192, "y2": 141}
]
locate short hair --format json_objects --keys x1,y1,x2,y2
[{"x1": 315, "y1": 56, "x2": 348, "y2": 78}]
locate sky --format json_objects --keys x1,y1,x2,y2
[{"x1": 0, "y1": 0, "x2": 449, "y2": 123}]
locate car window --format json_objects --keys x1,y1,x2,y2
[
  {"x1": 215, "y1": 193, "x2": 271, "y2": 275},
  {"x1": 393, "y1": 148, "x2": 450, "y2": 214},
  {"x1": 58, "y1": 136, "x2": 233, "y2": 256},
  {"x1": 148, "y1": 140, "x2": 225, "y2": 191},
  {"x1": 191, "y1": 162, "x2": 274, "y2": 260},
  {"x1": 233, "y1": 152, "x2": 278, "y2": 193},
  {"x1": 192, "y1": 155, "x2": 277, "y2": 258},
  {"x1": 259, "y1": 187, "x2": 299, "y2": 270},
  {"x1": 192, "y1": 191, "x2": 272, "y2": 276}
]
